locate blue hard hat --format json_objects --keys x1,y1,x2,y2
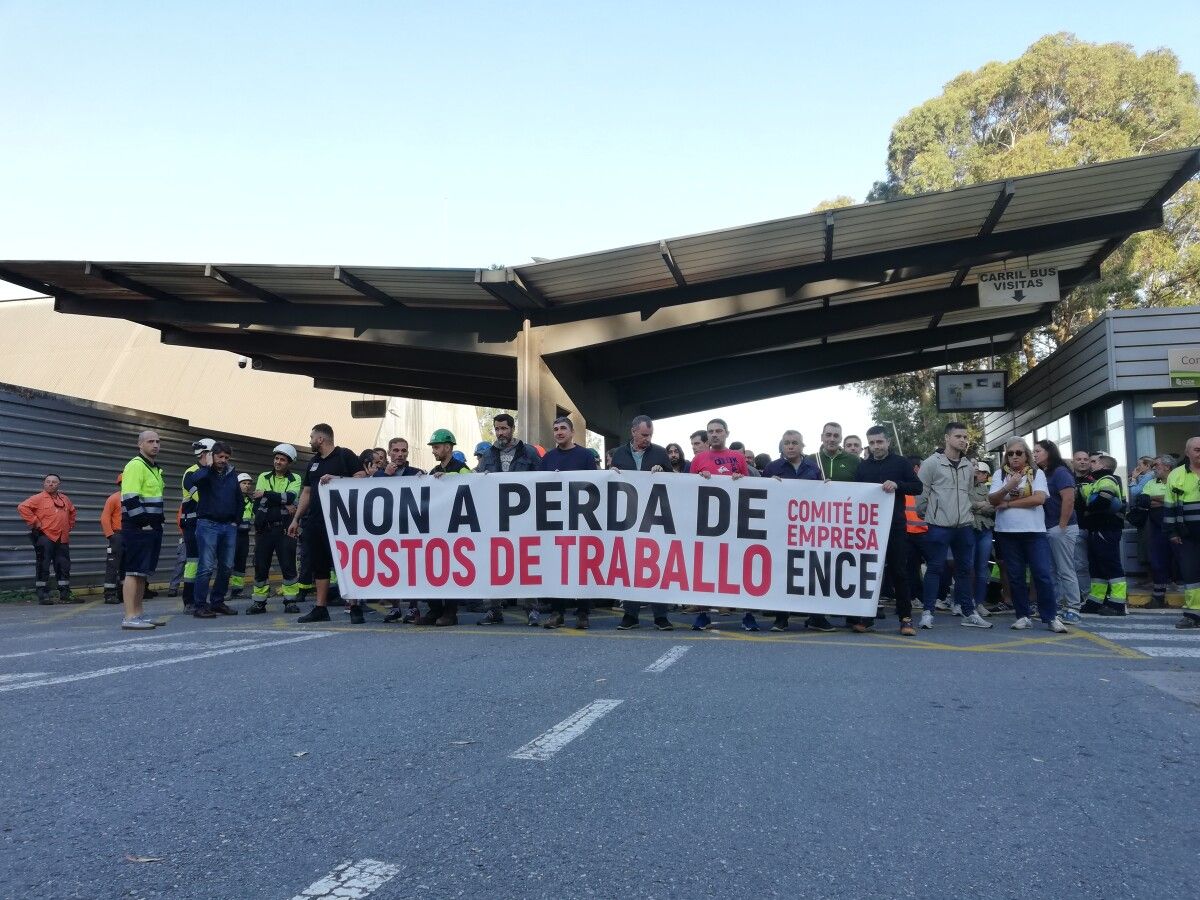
[
  {"x1": 474, "y1": 441, "x2": 491, "y2": 455},
  {"x1": 452, "y1": 450, "x2": 467, "y2": 464}
]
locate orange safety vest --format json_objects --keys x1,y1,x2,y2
[{"x1": 905, "y1": 495, "x2": 928, "y2": 534}]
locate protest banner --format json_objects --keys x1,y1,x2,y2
[{"x1": 319, "y1": 471, "x2": 894, "y2": 616}]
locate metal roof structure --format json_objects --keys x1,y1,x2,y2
[{"x1": 2, "y1": 147, "x2": 1197, "y2": 437}]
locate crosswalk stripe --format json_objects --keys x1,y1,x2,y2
[
  {"x1": 1094, "y1": 632, "x2": 1200, "y2": 642},
  {"x1": 289, "y1": 859, "x2": 400, "y2": 899},
  {"x1": 1082, "y1": 622, "x2": 1187, "y2": 631},
  {"x1": 1133, "y1": 647, "x2": 1200, "y2": 658}
]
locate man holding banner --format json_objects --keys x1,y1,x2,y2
[{"x1": 539, "y1": 416, "x2": 598, "y2": 629}]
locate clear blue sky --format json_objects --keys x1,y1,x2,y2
[{"x1": 1, "y1": 2, "x2": 1196, "y2": 448}]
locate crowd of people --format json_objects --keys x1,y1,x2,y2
[{"x1": 15, "y1": 411, "x2": 1200, "y2": 636}]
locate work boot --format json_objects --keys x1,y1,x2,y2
[
  {"x1": 230, "y1": 587, "x2": 243, "y2": 599},
  {"x1": 1080, "y1": 599, "x2": 1106, "y2": 614},
  {"x1": 297, "y1": 605, "x2": 330, "y2": 623},
  {"x1": 418, "y1": 602, "x2": 444, "y2": 626},
  {"x1": 167, "y1": 586, "x2": 179, "y2": 598},
  {"x1": 350, "y1": 605, "x2": 366, "y2": 625},
  {"x1": 283, "y1": 602, "x2": 300, "y2": 614},
  {"x1": 575, "y1": 611, "x2": 589, "y2": 630},
  {"x1": 435, "y1": 603, "x2": 458, "y2": 627},
  {"x1": 1146, "y1": 592, "x2": 1167, "y2": 610},
  {"x1": 1099, "y1": 601, "x2": 1127, "y2": 617},
  {"x1": 544, "y1": 611, "x2": 566, "y2": 629},
  {"x1": 36, "y1": 589, "x2": 53, "y2": 605},
  {"x1": 246, "y1": 600, "x2": 268, "y2": 615},
  {"x1": 103, "y1": 593, "x2": 120, "y2": 605}
]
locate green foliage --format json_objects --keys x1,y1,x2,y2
[
  {"x1": 856, "y1": 32, "x2": 1200, "y2": 451},
  {"x1": 475, "y1": 406, "x2": 515, "y2": 443}
]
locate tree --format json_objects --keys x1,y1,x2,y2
[
  {"x1": 475, "y1": 406, "x2": 515, "y2": 443},
  {"x1": 856, "y1": 33, "x2": 1200, "y2": 451}
]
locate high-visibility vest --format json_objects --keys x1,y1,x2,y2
[{"x1": 905, "y1": 495, "x2": 928, "y2": 534}]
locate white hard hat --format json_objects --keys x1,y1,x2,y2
[
  {"x1": 192, "y1": 438, "x2": 216, "y2": 456},
  {"x1": 272, "y1": 443, "x2": 297, "y2": 461},
  {"x1": 237, "y1": 472, "x2": 253, "y2": 483}
]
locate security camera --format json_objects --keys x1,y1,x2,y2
[
  {"x1": 237, "y1": 356, "x2": 249, "y2": 369},
  {"x1": 251, "y1": 358, "x2": 264, "y2": 370}
]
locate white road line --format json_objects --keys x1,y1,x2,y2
[
  {"x1": 0, "y1": 628, "x2": 288, "y2": 660},
  {"x1": 289, "y1": 858, "x2": 401, "y2": 899},
  {"x1": 0, "y1": 673, "x2": 49, "y2": 684},
  {"x1": 73, "y1": 639, "x2": 262, "y2": 655},
  {"x1": 1094, "y1": 632, "x2": 1200, "y2": 642},
  {"x1": 1134, "y1": 647, "x2": 1200, "y2": 658},
  {"x1": 644, "y1": 645, "x2": 691, "y2": 673},
  {"x1": 1083, "y1": 622, "x2": 1187, "y2": 631},
  {"x1": 0, "y1": 633, "x2": 333, "y2": 693},
  {"x1": 510, "y1": 699, "x2": 624, "y2": 761}
]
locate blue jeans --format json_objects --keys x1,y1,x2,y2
[
  {"x1": 996, "y1": 531, "x2": 1057, "y2": 623},
  {"x1": 195, "y1": 519, "x2": 237, "y2": 610},
  {"x1": 971, "y1": 528, "x2": 994, "y2": 610},
  {"x1": 922, "y1": 525, "x2": 975, "y2": 614}
]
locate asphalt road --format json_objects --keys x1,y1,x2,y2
[{"x1": 1, "y1": 598, "x2": 1198, "y2": 899}]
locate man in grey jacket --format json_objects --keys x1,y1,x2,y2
[{"x1": 916, "y1": 422, "x2": 989, "y2": 629}]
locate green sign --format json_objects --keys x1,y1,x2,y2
[{"x1": 1169, "y1": 347, "x2": 1200, "y2": 388}]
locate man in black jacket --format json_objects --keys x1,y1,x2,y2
[
  {"x1": 852, "y1": 425, "x2": 922, "y2": 636},
  {"x1": 610, "y1": 415, "x2": 674, "y2": 630},
  {"x1": 478, "y1": 413, "x2": 542, "y2": 474}
]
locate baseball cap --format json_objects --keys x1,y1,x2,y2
[{"x1": 427, "y1": 428, "x2": 456, "y2": 446}]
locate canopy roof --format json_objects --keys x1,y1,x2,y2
[{"x1": 2, "y1": 147, "x2": 1196, "y2": 426}]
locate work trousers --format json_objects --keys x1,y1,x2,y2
[
  {"x1": 1146, "y1": 514, "x2": 1177, "y2": 599},
  {"x1": 552, "y1": 598, "x2": 591, "y2": 617},
  {"x1": 1045, "y1": 523, "x2": 1082, "y2": 614},
  {"x1": 1178, "y1": 535, "x2": 1200, "y2": 616},
  {"x1": 1086, "y1": 528, "x2": 1127, "y2": 603},
  {"x1": 104, "y1": 533, "x2": 124, "y2": 596},
  {"x1": 182, "y1": 522, "x2": 199, "y2": 604},
  {"x1": 996, "y1": 531, "x2": 1058, "y2": 623},
  {"x1": 195, "y1": 519, "x2": 237, "y2": 610},
  {"x1": 254, "y1": 525, "x2": 298, "y2": 598},
  {"x1": 970, "y1": 527, "x2": 993, "y2": 610},
  {"x1": 230, "y1": 529, "x2": 250, "y2": 590},
  {"x1": 624, "y1": 601, "x2": 670, "y2": 620},
  {"x1": 34, "y1": 534, "x2": 71, "y2": 599},
  {"x1": 922, "y1": 525, "x2": 975, "y2": 614},
  {"x1": 880, "y1": 521, "x2": 912, "y2": 620}
]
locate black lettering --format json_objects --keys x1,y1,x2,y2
[
  {"x1": 568, "y1": 481, "x2": 601, "y2": 531},
  {"x1": 606, "y1": 481, "x2": 638, "y2": 531},
  {"x1": 447, "y1": 485, "x2": 479, "y2": 533},
  {"x1": 362, "y1": 487, "x2": 392, "y2": 536},
  {"x1": 786, "y1": 549, "x2": 806, "y2": 595},
  {"x1": 808, "y1": 550, "x2": 831, "y2": 596},
  {"x1": 834, "y1": 551, "x2": 856, "y2": 599},
  {"x1": 858, "y1": 553, "x2": 879, "y2": 599},
  {"x1": 328, "y1": 488, "x2": 357, "y2": 536},
  {"x1": 638, "y1": 484, "x2": 675, "y2": 534},
  {"x1": 736, "y1": 488, "x2": 768, "y2": 540},
  {"x1": 398, "y1": 486, "x2": 430, "y2": 534},
  {"x1": 499, "y1": 484, "x2": 530, "y2": 531},
  {"x1": 535, "y1": 481, "x2": 564, "y2": 531},
  {"x1": 696, "y1": 487, "x2": 730, "y2": 536}
]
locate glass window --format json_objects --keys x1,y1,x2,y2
[
  {"x1": 1106, "y1": 403, "x2": 1127, "y2": 482},
  {"x1": 1133, "y1": 393, "x2": 1200, "y2": 419}
]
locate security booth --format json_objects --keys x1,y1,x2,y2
[{"x1": 983, "y1": 305, "x2": 1200, "y2": 571}]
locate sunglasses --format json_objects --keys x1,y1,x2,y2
[{"x1": 1006, "y1": 450, "x2": 1026, "y2": 456}]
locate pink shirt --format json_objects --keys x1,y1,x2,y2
[{"x1": 688, "y1": 449, "x2": 749, "y2": 476}]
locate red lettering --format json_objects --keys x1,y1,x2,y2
[
  {"x1": 351, "y1": 539, "x2": 374, "y2": 587},
  {"x1": 452, "y1": 538, "x2": 475, "y2": 586},
  {"x1": 400, "y1": 539, "x2": 422, "y2": 587},
  {"x1": 633, "y1": 538, "x2": 660, "y2": 589},
  {"x1": 579, "y1": 536, "x2": 605, "y2": 585},
  {"x1": 377, "y1": 539, "x2": 400, "y2": 588},
  {"x1": 518, "y1": 536, "x2": 541, "y2": 586},
  {"x1": 335, "y1": 540, "x2": 349, "y2": 569},
  {"x1": 743, "y1": 545, "x2": 771, "y2": 597},
  {"x1": 661, "y1": 540, "x2": 689, "y2": 591},
  {"x1": 787, "y1": 499, "x2": 800, "y2": 520},
  {"x1": 717, "y1": 543, "x2": 739, "y2": 595},
  {"x1": 490, "y1": 538, "x2": 515, "y2": 586},
  {"x1": 426, "y1": 538, "x2": 450, "y2": 588},
  {"x1": 555, "y1": 536, "x2": 577, "y2": 585},
  {"x1": 606, "y1": 538, "x2": 630, "y2": 587},
  {"x1": 692, "y1": 543, "x2": 715, "y2": 592}
]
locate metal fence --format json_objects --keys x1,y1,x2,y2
[{"x1": 0, "y1": 382, "x2": 304, "y2": 591}]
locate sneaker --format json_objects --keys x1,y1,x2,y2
[
  {"x1": 478, "y1": 610, "x2": 505, "y2": 626},
  {"x1": 192, "y1": 607, "x2": 217, "y2": 619},
  {"x1": 575, "y1": 612, "x2": 589, "y2": 630},
  {"x1": 349, "y1": 605, "x2": 365, "y2": 625},
  {"x1": 918, "y1": 611, "x2": 934, "y2": 630},
  {"x1": 935, "y1": 599, "x2": 952, "y2": 612},
  {"x1": 246, "y1": 600, "x2": 268, "y2": 615},
  {"x1": 121, "y1": 617, "x2": 155, "y2": 630},
  {"x1": 1099, "y1": 602, "x2": 1127, "y2": 617},
  {"x1": 805, "y1": 615, "x2": 836, "y2": 633},
  {"x1": 384, "y1": 607, "x2": 404, "y2": 623},
  {"x1": 960, "y1": 612, "x2": 993, "y2": 629},
  {"x1": 653, "y1": 617, "x2": 674, "y2": 631},
  {"x1": 770, "y1": 615, "x2": 789, "y2": 632},
  {"x1": 434, "y1": 612, "x2": 458, "y2": 626},
  {"x1": 975, "y1": 604, "x2": 991, "y2": 617},
  {"x1": 544, "y1": 612, "x2": 565, "y2": 629},
  {"x1": 1174, "y1": 615, "x2": 1200, "y2": 630},
  {"x1": 617, "y1": 615, "x2": 640, "y2": 630},
  {"x1": 742, "y1": 613, "x2": 759, "y2": 632},
  {"x1": 851, "y1": 621, "x2": 869, "y2": 634},
  {"x1": 951, "y1": 603, "x2": 963, "y2": 617},
  {"x1": 527, "y1": 609, "x2": 540, "y2": 627},
  {"x1": 1061, "y1": 610, "x2": 1083, "y2": 624},
  {"x1": 899, "y1": 618, "x2": 916, "y2": 636},
  {"x1": 297, "y1": 606, "x2": 331, "y2": 623},
  {"x1": 401, "y1": 606, "x2": 419, "y2": 623},
  {"x1": 210, "y1": 603, "x2": 238, "y2": 616},
  {"x1": 691, "y1": 612, "x2": 713, "y2": 631},
  {"x1": 1011, "y1": 617, "x2": 1033, "y2": 630},
  {"x1": 1048, "y1": 617, "x2": 1069, "y2": 633},
  {"x1": 137, "y1": 614, "x2": 167, "y2": 627}
]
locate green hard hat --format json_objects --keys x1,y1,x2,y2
[{"x1": 427, "y1": 428, "x2": 457, "y2": 445}]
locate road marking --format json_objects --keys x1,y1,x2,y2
[
  {"x1": 289, "y1": 858, "x2": 401, "y2": 899},
  {"x1": 510, "y1": 699, "x2": 624, "y2": 761},
  {"x1": 1133, "y1": 647, "x2": 1200, "y2": 658},
  {"x1": 0, "y1": 672, "x2": 49, "y2": 684},
  {"x1": 0, "y1": 628, "x2": 284, "y2": 660},
  {"x1": 1083, "y1": 622, "x2": 1184, "y2": 631},
  {"x1": 1094, "y1": 632, "x2": 1200, "y2": 642},
  {"x1": 644, "y1": 645, "x2": 690, "y2": 673},
  {"x1": 1130, "y1": 671, "x2": 1200, "y2": 706},
  {"x1": 1069, "y1": 627, "x2": 1149, "y2": 659},
  {"x1": 73, "y1": 639, "x2": 262, "y2": 655},
  {"x1": 0, "y1": 633, "x2": 333, "y2": 693}
]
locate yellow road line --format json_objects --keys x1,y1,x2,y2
[{"x1": 1070, "y1": 627, "x2": 1149, "y2": 659}]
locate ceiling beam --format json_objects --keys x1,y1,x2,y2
[
  {"x1": 529, "y1": 205, "x2": 1162, "y2": 326},
  {"x1": 312, "y1": 375, "x2": 512, "y2": 409},
  {"x1": 616, "y1": 309, "x2": 1050, "y2": 406},
  {"x1": 205, "y1": 265, "x2": 291, "y2": 304},
  {"x1": 251, "y1": 356, "x2": 513, "y2": 393},
  {"x1": 476, "y1": 267, "x2": 549, "y2": 313},
  {"x1": 333, "y1": 267, "x2": 408, "y2": 308},
  {"x1": 82, "y1": 262, "x2": 188, "y2": 305}
]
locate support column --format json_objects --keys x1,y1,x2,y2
[{"x1": 515, "y1": 321, "x2": 588, "y2": 448}]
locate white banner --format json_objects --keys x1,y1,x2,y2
[{"x1": 319, "y1": 471, "x2": 894, "y2": 616}]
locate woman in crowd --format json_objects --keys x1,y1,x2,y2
[
  {"x1": 1034, "y1": 439, "x2": 1083, "y2": 624},
  {"x1": 989, "y1": 437, "x2": 1069, "y2": 632},
  {"x1": 665, "y1": 443, "x2": 689, "y2": 473},
  {"x1": 969, "y1": 460, "x2": 997, "y2": 615}
]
